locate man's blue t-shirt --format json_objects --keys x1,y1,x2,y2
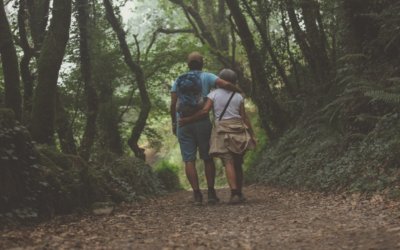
[{"x1": 171, "y1": 71, "x2": 218, "y2": 96}]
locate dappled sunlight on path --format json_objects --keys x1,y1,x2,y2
[{"x1": 1, "y1": 185, "x2": 400, "y2": 249}]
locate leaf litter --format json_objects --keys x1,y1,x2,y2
[{"x1": 1, "y1": 185, "x2": 400, "y2": 249}]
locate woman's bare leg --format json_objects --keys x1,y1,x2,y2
[
  {"x1": 224, "y1": 160, "x2": 238, "y2": 190},
  {"x1": 234, "y1": 154, "x2": 244, "y2": 192}
]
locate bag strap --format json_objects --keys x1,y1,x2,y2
[{"x1": 219, "y1": 92, "x2": 236, "y2": 121}]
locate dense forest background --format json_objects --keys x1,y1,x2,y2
[{"x1": 1, "y1": 0, "x2": 399, "y2": 221}]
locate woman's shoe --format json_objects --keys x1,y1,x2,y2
[
  {"x1": 229, "y1": 194, "x2": 241, "y2": 204},
  {"x1": 238, "y1": 193, "x2": 247, "y2": 202}
]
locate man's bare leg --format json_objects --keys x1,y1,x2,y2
[
  {"x1": 204, "y1": 159, "x2": 219, "y2": 203},
  {"x1": 204, "y1": 159, "x2": 215, "y2": 188},
  {"x1": 185, "y1": 161, "x2": 199, "y2": 190},
  {"x1": 185, "y1": 161, "x2": 202, "y2": 204}
]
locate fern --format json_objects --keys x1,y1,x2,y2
[
  {"x1": 337, "y1": 53, "x2": 368, "y2": 62},
  {"x1": 364, "y1": 90, "x2": 400, "y2": 105}
]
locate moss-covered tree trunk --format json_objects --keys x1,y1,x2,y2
[
  {"x1": 30, "y1": 0, "x2": 72, "y2": 144},
  {"x1": 0, "y1": 0, "x2": 22, "y2": 121},
  {"x1": 104, "y1": 0, "x2": 151, "y2": 160},
  {"x1": 77, "y1": 0, "x2": 98, "y2": 160},
  {"x1": 226, "y1": 0, "x2": 289, "y2": 138}
]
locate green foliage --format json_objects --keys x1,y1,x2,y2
[
  {"x1": 154, "y1": 160, "x2": 182, "y2": 191},
  {"x1": 247, "y1": 113, "x2": 400, "y2": 193},
  {"x1": 243, "y1": 103, "x2": 268, "y2": 182},
  {"x1": 107, "y1": 156, "x2": 163, "y2": 199}
]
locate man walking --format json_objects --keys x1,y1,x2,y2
[{"x1": 170, "y1": 52, "x2": 240, "y2": 205}]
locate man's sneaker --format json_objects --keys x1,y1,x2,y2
[
  {"x1": 193, "y1": 191, "x2": 203, "y2": 206},
  {"x1": 207, "y1": 189, "x2": 220, "y2": 205}
]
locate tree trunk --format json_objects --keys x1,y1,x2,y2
[
  {"x1": 98, "y1": 98, "x2": 124, "y2": 156},
  {"x1": 0, "y1": 0, "x2": 22, "y2": 120},
  {"x1": 55, "y1": 91, "x2": 77, "y2": 155},
  {"x1": 30, "y1": 0, "x2": 72, "y2": 144},
  {"x1": 77, "y1": 0, "x2": 98, "y2": 160},
  {"x1": 280, "y1": 9, "x2": 301, "y2": 90},
  {"x1": 286, "y1": 0, "x2": 332, "y2": 88},
  {"x1": 226, "y1": 0, "x2": 288, "y2": 138},
  {"x1": 216, "y1": 0, "x2": 229, "y2": 52},
  {"x1": 340, "y1": 0, "x2": 370, "y2": 54},
  {"x1": 285, "y1": 0, "x2": 315, "y2": 73},
  {"x1": 299, "y1": 0, "x2": 331, "y2": 85},
  {"x1": 104, "y1": 0, "x2": 151, "y2": 160},
  {"x1": 17, "y1": 0, "x2": 34, "y2": 121},
  {"x1": 26, "y1": 0, "x2": 50, "y2": 50}
]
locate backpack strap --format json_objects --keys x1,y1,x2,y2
[{"x1": 219, "y1": 92, "x2": 236, "y2": 121}]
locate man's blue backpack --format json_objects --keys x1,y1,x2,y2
[{"x1": 176, "y1": 71, "x2": 204, "y2": 117}]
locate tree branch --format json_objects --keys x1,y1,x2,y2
[
  {"x1": 133, "y1": 34, "x2": 140, "y2": 62},
  {"x1": 145, "y1": 27, "x2": 194, "y2": 59},
  {"x1": 242, "y1": 0, "x2": 293, "y2": 97},
  {"x1": 104, "y1": 0, "x2": 151, "y2": 160},
  {"x1": 157, "y1": 28, "x2": 193, "y2": 34}
]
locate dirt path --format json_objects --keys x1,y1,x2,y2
[{"x1": 1, "y1": 185, "x2": 400, "y2": 249}]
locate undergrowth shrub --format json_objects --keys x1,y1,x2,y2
[
  {"x1": 154, "y1": 160, "x2": 182, "y2": 191},
  {"x1": 243, "y1": 104, "x2": 268, "y2": 183},
  {"x1": 107, "y1": 156, "x2": 163, "y2": 199},
  {"x1": 0, "y1": 109, "x2": 164, "y2": 225},
  {"x1": 248, "y1": 113, "x2": 400, "y2": 196}
]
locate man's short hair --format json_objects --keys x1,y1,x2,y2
[{"x1": 187, "y1": 52, "x2": 203, "y2": 70}]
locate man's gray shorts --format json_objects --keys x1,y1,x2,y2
[{"x1": 177, "y1": 118, "x2": 212, "y2": 162}]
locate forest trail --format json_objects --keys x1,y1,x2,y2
[{"x1": 1, "y1": 185, "x2": 400, "y2": 250}]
